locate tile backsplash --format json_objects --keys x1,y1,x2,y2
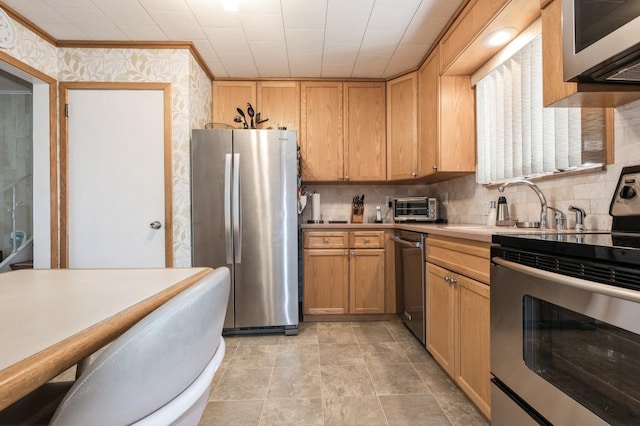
[{"x1": 307, "y1": 99, "x2": 640, "y2": 232}]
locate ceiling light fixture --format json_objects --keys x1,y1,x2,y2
[
  {"x1": 221, "y1": 0, "x2": 240, "y2": 12},
  {"x1": 482, "y1": 28, "x2": 517, "y2": 48}
]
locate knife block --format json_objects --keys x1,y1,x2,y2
[{"x1": 351, "y1": 206, "x2": 364, "y2": 223}]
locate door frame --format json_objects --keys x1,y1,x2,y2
[
  {"x1": 0, "y1": 51, "x2": 58, "y2": 268},
  {"x1": 59, "y1": 82, "x2": 173, "y2": 268}
]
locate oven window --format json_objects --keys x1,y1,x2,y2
[
  {"x1": 523, "y1": 296, "x2": 640, "y2": 424},
  {"x1": 575, "y1": 0, "x2": 640, "y2": 53},
  {"x1": 394, "y1": 200, "x2": 427, "y2": 216}
]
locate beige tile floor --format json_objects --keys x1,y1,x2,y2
[{"x1": 199, "y1": 320, "x2": 489, "y2": 426}]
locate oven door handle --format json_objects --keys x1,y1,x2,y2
[
  {"x1": 493, "y1": 257, "x2": 640, "y2": 304},
  {"x1": 392, "y1": 236, "x2": 422, "y2": 248}
]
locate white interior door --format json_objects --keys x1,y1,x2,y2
[{"x1": 67, "y1": 89, "x2": 166, "y2": 268}]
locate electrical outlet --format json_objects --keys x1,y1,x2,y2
[
  {"x1": 385, "y1": 196, "x2": 393, "y2": 208},
  {"x1": 482, "y1": 201, "x2": 491, "y2": 216}
]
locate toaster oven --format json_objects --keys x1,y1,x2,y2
[{"x1": 393, "y1": 197, "x2": 438, "y2": 222}]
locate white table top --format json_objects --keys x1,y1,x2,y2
[{"x1": 0, "y1": 267, "x2": 212, "y2": 410}]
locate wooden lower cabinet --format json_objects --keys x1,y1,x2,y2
[
  {"x1": 456, "y1": 273, "x2": 491, "y2": 418},
  {"x1": 303, "y1": 230, "x2": 386, "y2": 316},
  {"x1": 349, "y1": 249, "x2": 385, "y2": 314},
  {"x1": 426, "y1": 262, "x2": 455, "y2": 376},
  {"x1": 303, "y1": 249, "x2": 349, "y2": 315},
  {"x1": 426, "y1": 262, "x2": 491, "y2": 419}
]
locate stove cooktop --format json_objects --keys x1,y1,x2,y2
[
  {"x1": 491, "y1": 231, "x2": 640, "y2": 290},
  {"x1": 493, "y1": 164, "x2": 640, "y2": 268},
  {"x1": 492, "y1": 232, "x2": 640, "y2": 268}
]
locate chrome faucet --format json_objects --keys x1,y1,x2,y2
[
  {"x1": 498, "y1": 179, "x2": 548, "y2": 229},
  {"x1": 568, "y1": 205, "x2": 587, "y2": 231},
  {"x1": 547, "y1": 206, "x2": 566, "y2": 230}
]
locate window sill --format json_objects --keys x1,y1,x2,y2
[{"x1": 483, "y1": 164, "x2": 606, "y2": 189}]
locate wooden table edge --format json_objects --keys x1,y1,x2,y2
[{"x1": 0, "y1": 267, "x2": 213, "y2": 410}]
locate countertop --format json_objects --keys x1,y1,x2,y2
[
  {"x1": 0, "y1": 267, "x2": 212, "y2": 410},
  {"x1": 301, "y1": 222, "x2": 594, "y2": 243}
]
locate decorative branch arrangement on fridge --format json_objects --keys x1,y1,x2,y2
[{"x1": 234, "y1": 103, "x2": 269, "y2": 129}]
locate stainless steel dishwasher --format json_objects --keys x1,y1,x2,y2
[{"x1": 393, "y1": 230, "x2": 425, "y2": 344}]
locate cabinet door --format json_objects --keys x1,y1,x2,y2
[
  {"x1": 439, "y1": 75, "x2": 475, "y2": 173},
  {"x1": 349, "y1": 249, "x2": 385, "y2": 314},
  {"x1": 303, "y1": 249, "x2": 349, "y2": 315},
  {"x1": 300, "y1": 82, "x2": 344, "y2": 181},
  {"x1": 418, "y1": 50, "x2": 475, "y2": 177},
  {"x1": 456, "y1": 274, "x2": 491, "y2": 419},
  {"x1": 257, "y1": 81, "x2": 300, "y2": 131},
  {"x1": 344, "y1": 82, "x2": 386, "y2": 181},
  {"x1": 386, "y1": 72, "x2": 418, "y2": 180},
  {"x1": 212, "y1": 81, "x2": 257, "y2": 128},
  {"x1": 418, "y1": 52, "x2": 439, "y2": 178},
  {"x1": 426, "y1": 262, "x2": 455, "y2": 377}
]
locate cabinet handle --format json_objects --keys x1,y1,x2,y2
[
  {"x1": 432, "y1": 165, "x2": 438, "y2": 170},
  {"x1": 412, "y1": 172, "x2": 417, "y2": 177},
  {"x1": 345, "y1": 175, "x2": 349, "y2": 181},
  {"x1": 345, "y1": 251, "x2": 349, "y2": 256},
  {"x1": 351, "y1": 252, "x2": 355, "y2": 257},
  {"x1": 323, "y1": 238, "x2": 329, "y2": 244},
  {"x1": 364, "y1": 238, "x2": 369, "y2": 244}
]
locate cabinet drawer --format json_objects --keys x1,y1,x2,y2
[
  {"x1": 351, "y1": 231, "x2": 385, "y2": 248},
  {"x1": 426, "y1": 235, "x2": 491, "y2": 284},
  {"x1": 304, "y1": 232, "x2": 349, "y2": 249}
]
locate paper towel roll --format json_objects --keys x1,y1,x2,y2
[{"x1": 311, "y1": 193, "x2": 321, "y2": 222}]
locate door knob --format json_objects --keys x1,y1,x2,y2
[{"x1": 150, "y1": 221, "x2": 162, "y2": 230}]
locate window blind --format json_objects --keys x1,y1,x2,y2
[{"x1": 476, "y1": 35, "x2": 584, "y2": 184}]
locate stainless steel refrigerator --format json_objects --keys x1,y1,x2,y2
[{"x1": 191, "y1": 129, "x2": 298, "y2": 335}]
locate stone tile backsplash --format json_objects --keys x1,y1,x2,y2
[{"x1": 311, "y1": 99, "x2": 640, "y2": 232}]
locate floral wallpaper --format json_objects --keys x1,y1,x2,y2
[
  {"x1": 176, "y1": 55, "x2": 213, "y2": 265},
  {"x1": 4, "y1": 20, "x2": 58, "y2": 77},
  {"x1": 3, "y1": 18, "x2": 212, "y2": 267}
]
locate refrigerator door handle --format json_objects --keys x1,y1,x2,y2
[
  {"x1": 233, "y1": 153, "x2": 242, "y2": 263},
  {"x1": 224, "y1": 153, "x2": 232, "y2": 264}
]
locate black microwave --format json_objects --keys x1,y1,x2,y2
[
  {"x1": 393, "y1": 197, "x2": 438, "y2": 222},
  {"x1": 562, "y1": 0, "x2": 640, "y2": 83}
]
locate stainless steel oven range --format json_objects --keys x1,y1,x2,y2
[{"x1": 491, "y1": 165, "x2": 640, "y2": 425}]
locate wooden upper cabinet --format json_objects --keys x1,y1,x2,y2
[
  {"x1": 387, "y1": 72, "x2": 418, "y2": 181},
  {"x1": 344, "y1": 82, "x2": 386, "y2": 182},
  {"x1": 300, "y1": 82, "x2": 344, "y2": 181},
  {"x1": 439, "y1": 75, "x2": 476, "y2": 173},
  {"x1": 212, "y1": 81, "x2": 257, "y2": 128},
  {"x1": 418, "y1": 50, "x2": 475, "y2": 181},
  {"x1": 256, "y1": 81, "x2": 300, "y2": 131},
  {"x1": 418, "y1": 53, "x2": 439, "y2": 178},
  {"x1": 542, "y1": 0, "x2": 640, "y2": 108}
]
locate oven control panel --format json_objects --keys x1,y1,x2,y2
[{"x1": 611, "y1": 165, "x2": 640, "y2": 217}]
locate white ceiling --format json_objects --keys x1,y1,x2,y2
[{"x1": 0, "y1": 0, "x2": 463, "y2": 79}]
